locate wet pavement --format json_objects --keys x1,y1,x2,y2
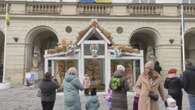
[{"x1": 0, "y1": 86, "x2": 189, "y2": 110}]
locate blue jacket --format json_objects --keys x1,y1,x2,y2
[{"x1": 64, "y1": 74, "x2": 84, "y2": 110}]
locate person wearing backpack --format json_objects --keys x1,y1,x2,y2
[{"x1": 110, "y1": 65, "x2": 129, "y2": 110}]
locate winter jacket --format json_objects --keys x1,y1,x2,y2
[
  {"x1": 164, "y1": 77, "x2": 183, "y2": 95},
  {"x1": 110, "y1": 70, "x2": 129, "y2": 110},
  {"x1": 39, "y1": 79, "x2": 59, "y2": 102},
  {"x1": 86, "y1": 96, "x2": 100, "y2": 110},
  {"x1": 183, "y1": 66, "x2": 195, "y2": 95},
  {"x1": 135, "y1": 71, "x2": 165, "y2": 110},
  {"x1": 64, "y1": 74, "x2": 84, "y2": 110}
]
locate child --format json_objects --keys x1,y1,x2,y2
[
  {"x1": 166, "y1": 97, "x2": 178, "y2": 110},
  {"x1": 133, "y1": 95, "x2": 139, "y2": 110},
  {"x1": 133, "y1": 86, "x2": 140, "y2": 110},
  {"x1": 164, "y1": 68, "x2": 182, "y2": 110},
  {"x1": 104, "y1": 88, "x2": 112, "y2": 110},
  {"x1": 86, "y1": 92, "x2": 100, "y2": 110},
  {"x1": 90, "y1": 76, "x2": 97, "y2": 95},
  {"x1": 83, "y1": 74, "x2": 91, "y2": 96}
]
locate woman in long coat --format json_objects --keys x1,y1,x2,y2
[
  {"x1": 64, "y1": 67, "x2": 84, "y2": 110},
  {"x1": 135, "y1": 61, "x2": 165, "y2": 110},
  {"x1": 110, "y1": 65, "x2": 129, "y2": 110}
]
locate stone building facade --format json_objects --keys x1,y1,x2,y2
[{"x1": 0, "y1": 1, "x2": 195, "y2": 85}]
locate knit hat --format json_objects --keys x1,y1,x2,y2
[
  {"x1": 168, "y1": 68, "x2": 177, "y2": 74},
  {"x1": 167, "y1": 68, "x2": 177, "y2": 78},
  {"x1": 117, "y1": 65, "x2": 125, "y2": 72},
  {"x1": 144, "y1": 61, "x2": 155, "y2": 70}
]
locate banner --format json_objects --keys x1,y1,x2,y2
[
  {"x1": 80, "y1": 0, "x2": 95, "y2": 3},
  {"x1": 5, "y1": 14, "x2": 10, "y2": 26},
  {"x1": 96, "y1": 0, "x2": 112, "y2": 3}
]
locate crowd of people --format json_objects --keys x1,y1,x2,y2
[{"x1": 37, "y1": 60, "x2": 195, "y2": 110}]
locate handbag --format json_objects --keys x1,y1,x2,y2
[
  {"x1": 36, "y1": 89, "x2": 41, "y2": 97},
  {"x1": 148, "y1": 91, "x2": 159, "y2": 101}
]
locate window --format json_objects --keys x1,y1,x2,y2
[
  {"x1": 191, "y1": 0, "x2": 195, "y2": 3},
  {"x1": 183, "y1": 0, "x2": 188, "y2": 3},
  {"x1": 183, "y1": 0, "x2": 195, "y2": 3},
  {"x1": 132, "y1": 0, "x2": 156, "y2": 3}
]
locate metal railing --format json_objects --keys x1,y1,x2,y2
[
  {"x1": 26, "y1": 2, "x2": 62, "y2": 15},
  {"x1": 178, "y1": 4, "x2": 195, "y2": 16},
  {"x1": 0, "y1": 2, "x2": 5, "y2": 14},
  {"x1": 77, "y1": 3, "x2": 112, "y2": 16},
  {"x1": 127, "y1": 4, "x2": 162, "y2": 16}
]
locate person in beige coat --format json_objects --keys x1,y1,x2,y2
[{"x1": 135, "y1": 61, "x2": 166, "y2": 110}]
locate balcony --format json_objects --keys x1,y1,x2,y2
[
  {"x1": 26, "y1": 2, "x2": 62, "y2": 15},
  {"x1": 178, "y1": 4, "x2": 195, "y2": 16},
  {"x1": 77, "y1": 3, "x2": 112, "y2": 16},
  {"x1": 127, "y1": 4, "x2": 162, "y2": 16},
  {"x1": 1, "y1": 1, "x2": 195, "y2": 17},
  {"x1": 0, "y1": 2, "x2": 5, "y2": 14}
]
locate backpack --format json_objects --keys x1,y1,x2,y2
[{"x1": 111, "y1": 76, "x2": 122, "y2": 90}]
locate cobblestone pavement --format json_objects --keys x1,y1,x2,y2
[{"x1": 0, "y1": 87, "x2": 189, "y2": 110}]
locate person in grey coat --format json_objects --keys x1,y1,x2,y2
[
  {"x1": 39, "y1": 72, "x2": 59, "y2": 110},
  {"x1": 64, "y1": 67, "x2": 84, "y2": 110},
  {"x1": 110, "y1": 65, "x2": 129, "y2": 110}
]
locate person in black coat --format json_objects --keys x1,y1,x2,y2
[
  {"x1": 182, "y1": 62, "x2": 195, "y2": 110},
  {"x1": 164, "y1": 68, "x2": 183, "y2": 110},
  {"x1": 39, "y1": 72, "x2": 59, "y2": 110}
]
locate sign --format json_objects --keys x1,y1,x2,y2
[
  {"x1": 80, "y1": 0, "x2": 95, "y2": 3},
  {"x1": 80, "y1": 0, "x2": 112, "y2": 3},
  {"x1": 96, "y1": 0, "x2": 112, "y2": 3}
]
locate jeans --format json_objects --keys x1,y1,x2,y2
[{"x1": 188, "y1": 94, "x2": 195, "y2": 110}]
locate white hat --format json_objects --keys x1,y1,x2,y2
[{"x1": 117, "y1": 65, "x2": 125, "y2": 71}]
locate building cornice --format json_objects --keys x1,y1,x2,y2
[{"x1": 0, "y1": 15, "x2": 195, "y2": 22}]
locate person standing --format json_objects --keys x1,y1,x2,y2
[
  {"x1": 135, "y1": 61, "x2": 165, "y2": 110},
  {"x1": 110, "y1": 65, "x2": 129, "y2": 110},
  {"x1": 182, "y1": 62, "x2": 195, "y2": 110},
  {"x1": 83, "y1": 74, "x2": 91, "y2": 96},
  {"x1": 64, "y1": 67, "x2": 84, "y2": 110},
  {"x1": 39, "y1": 72, "x2": 59, "y2": 110},
  {"x1": 164, "y1": 68, "x2": 183, "y2": 110},
  {"x1": 85, "y1": 93, "x2": 100, "y2": 110},
  {"x1": 90, "y1": 76, "x2": 97, "y2": 96}
]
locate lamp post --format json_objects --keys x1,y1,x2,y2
[
  {"x1": 2, "y1": 2, "x2": 8, "y2": 83},
  {"x1": 181, "y1": 0, "x2": 186, "y2": 71}
]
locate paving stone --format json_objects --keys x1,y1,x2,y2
[{"x1": 0, "y1": 87, "x2": 189, "y2": 110}]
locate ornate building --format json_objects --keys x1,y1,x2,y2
[{"x1": 0, "y1": 0, "x2": 195, "y2": 86}]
